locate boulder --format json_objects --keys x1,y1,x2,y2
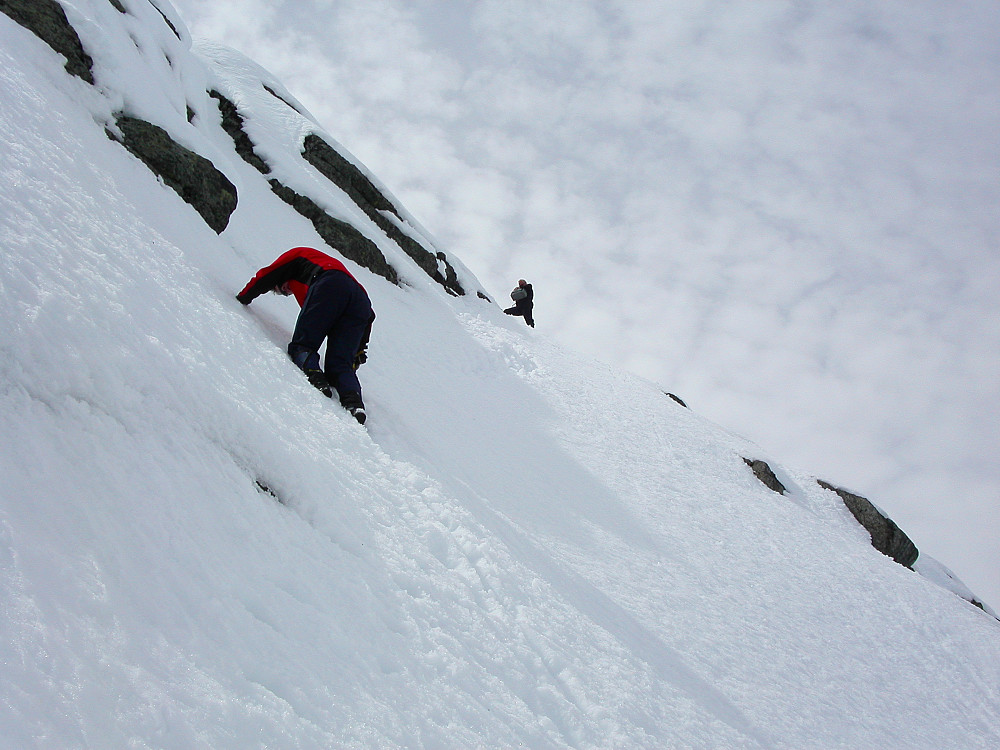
[
  {"x1": 113, "y1": 114, "x2": 237, "y2": 234},
  {"x1": 209, "y1": 90, "x2": 269, "y2": 175},
  {"x1": 743, "y1": 458, "x2": 786, "y2": 495},
  {"x1": 0, "y1": 0, "x2": 94, "y2": 83},
  {"x1": 302, "y1": 134, "x2": 465, "y2": 295},
  {"x1": 268, "y1": 180, "x2": 399, "y2": 285},
  {"x1": 818, "y1": 480, "x2": 919, "y2": 568}
]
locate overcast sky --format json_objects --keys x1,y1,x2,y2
[{"x1": 167, "y1": 0, "x2": 999, "y2": 607}]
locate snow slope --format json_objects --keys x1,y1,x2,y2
[{"x1": 1, "y1": 2, "x2": 998, "y2": 748}]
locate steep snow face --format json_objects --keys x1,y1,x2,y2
[{"x1": 1, "y1": 2, "x2": 998, "y2": 749}]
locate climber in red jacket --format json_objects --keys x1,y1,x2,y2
[{"x1": 237, "y1": 247, "x2": 374, "y2": 424}]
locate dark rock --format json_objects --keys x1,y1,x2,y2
[
  {"x1": 113, "y1": 114, "x2": 237, "y2": 233},
  {"x1": 665, "y1": 392, "x2": 688, "y2": 408},
  {"x1": 263, "y1": 84, "x2": 305, "y2": 116},
  {"x1": 268, "y1": 179, "x2": 399, "y2": 285},
  {"x1": 209, "y1": 90, "x2": 270, "y2": 175},
  {"x1": 255, "y1": 479, "x2": 285, "y2": 505},
  {"x1": 146, "y1": 0, "x2": 180, "y2": 39},
  {"x1": 434, "y1": 251, "x2": 464, "y2": 296},
  {"x1": 205, "y1": 90, "x2": 397, "y2": 282},
  {"x1": 1, "y1": 0, "x2": 95, "y2": 83},
  {"x1": 213, "y1": 91, "x2": 402, "y2": 284},
  {"x1": 302, "y1": 134, "x2": 465, "y2": 295},
  {"x1": 818, "y1": 480, "x2": 919, "y2": 568},
  {"x1": 743, "y1": 458, "x2": 786, "y2": 495},
  {"x1": 108, "y1": 0, "x2": 126, "y2": 12},
  {"x1": 303, "y1": 134, "x2": 396, "y2": 214}
]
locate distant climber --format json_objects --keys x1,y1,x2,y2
[
  {"x1": 504, "y1": 279, "x2": 534, "y2": 327},
  {"x1": 237, "y1": 246, "x2": 374, "y2": 424}
]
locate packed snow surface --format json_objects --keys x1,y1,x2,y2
[{"x1": 1, "y1": 2, "x2": 998, "y2": 748}]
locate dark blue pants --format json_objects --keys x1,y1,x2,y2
[
  {"x1": 504, "y1": 302, "x2": 534, "y2": 327},
  {"x1": 287, "y1": 271, "x2": 372, "y2": 403}
]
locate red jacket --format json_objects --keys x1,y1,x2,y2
[{"x1": 237, "y1": 247, "x2": 363, "y2": 307}]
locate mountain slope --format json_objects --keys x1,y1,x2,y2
[{"x1": 1, "y1": 2, "x2": 998, "y2": 748}]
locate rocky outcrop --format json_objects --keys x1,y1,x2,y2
[
  {"x1": 5, "y1": 0, "x2": 235, "y2": 231},
  {"x1": 112, "y1": 114, "x2": 237, "y2": 234},
  {"x1": 818, "y1": 480, "x2": 919, "y2": 568},
  {"x1": 208, "y1": 90, "x2": 398, "y2": 284},
  {"x1": 209, "y1": 90, "x2": 270, "y2": 175},
  {"x1": 665, "y1": 392, "x2": 688, "y2": 408},
  {"x1": 743, "y1": 461, "x2": 920, "y2": 569},
  {"x1": 0, "y1": 0, "x2": 95, "y2": 83},
  {"x1": 263, "y1": 84, "x2": 305, "y2": 116},
  {"x1": 268, "y1": 180, "x2": 399, "y2": 285},
  {"x1": 743, "y1": 458, "x2": 786, "y2": 495},
  {"x1": 146, "y1": 0, "x2": 180, "y2": 39},
  {"x1": 302, "y1": 134, "x2": 465, "y2": 295}
]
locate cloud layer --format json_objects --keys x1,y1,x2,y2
[{"x1": 171, "y1": 0, "x2": 1000, "y2": 606}]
